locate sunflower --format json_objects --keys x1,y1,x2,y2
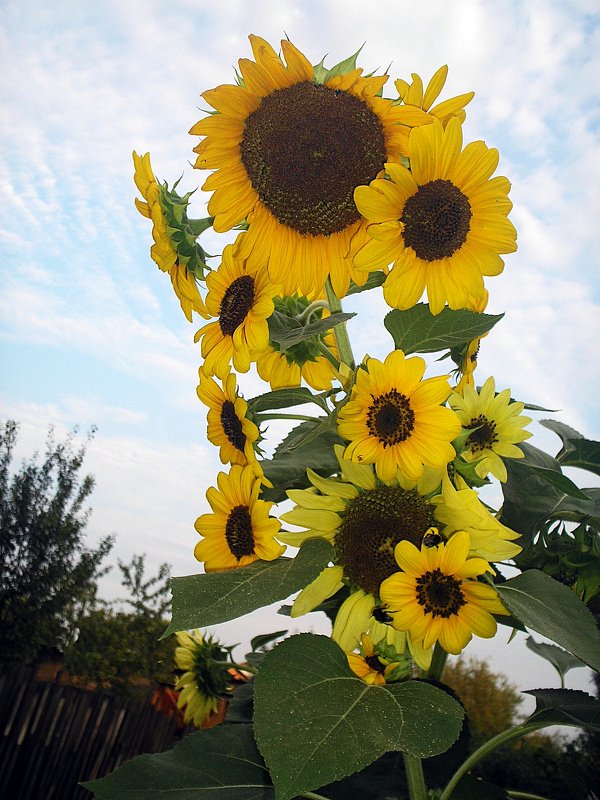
[
  {"x1": 346, "y1": 633, "x2": 407, "y2": 685},
  {"x1": 194, "y1": 242, "x2": 278, "y2": 375},
  {"x1": 380, "y1": 531, "x2": 509, "y2": 655},
  {"x1": 133, "y1": 151, "x2": 209, "y2": 322},
  {"x1": 395, "y1": 65, "x2": 474, "y2": 127},
  {"x1": 195, "y1": 464, "x2": 284, "y2": 571},
  {"x1": 353, "y1": 117, "x2": 517, "y2": 315},
  {"x1": 191, "y1": 35, "x2": 432, "y2": 299},
  {"x1": 174, "y1": 629, "x2": 234, "y2": 727},
  {"x1": 197, "y1": 365, "x2": 261, "y2": 472},
  {"x1": 337, "y1": 349, "x2": 460, "y2": 482},
  {"x1": 449, "y1": 377, "x2": 532, "y2": 482},
  {"x1": 257, "y1": 294, "x2": 338, "y2": 391}
]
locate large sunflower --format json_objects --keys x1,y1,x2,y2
[
  {"x1": 449, "y1": 377, "x2": 532, "y2": 482},
  {"x1": 197, "y1": 365, "x2": 261, "y2": 472},
  {"x1": 194, "y1": 242, "x2": 278, "y2": 375},
  {"x1": 380, "y1": 531, "x2": 509, "y2": 655},
  {"x1": 191, "y1": 35, "x2": 430, "y2": 299},
  {"x1": 337, "y1": 349, "x2": 460, "y2": 482},
  {"x1": 353, "y1": 117, "x2": 517, "y2": 314},
  {"x1": 195, "y1": 464, "x2": 284, "y2": 571},
  {"x1": 133, "y1": 152, "x2": 208, "y2": 322}
]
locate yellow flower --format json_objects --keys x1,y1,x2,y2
[
  {"x1": 337, "y1": 349, "x2": 460, "y2": 483},
  {"x1": 191, "y1": 35, "x2": 423, "y2": 299},
  {"x1": 132, "y1": 151, "x2": 208, "y2": 322},
  {"x1": 174, "y1": 629, "x2": 232, "y2": 727},
  {"x1": 380, "y1": 531, "x2": 509, "y2": 655},
  {"x1": 196, "y1": 365, "x2": 261, "y2": 472},
  {"x1": 354, "y1": 117, "x2": 517, "y2": 314},
  {"x1": 395, "y1": 66, "x2": 474, "y2": 128},
  {"x1": 346, "y1": 633, "x2": 405, "y2": 686},
  {"x1": 450, "y1": 377, "x2": 532, "y2": 482},
  {"x1": 195, "y1": 464, "x2": 284, "y2": 571},
  {"x1": 194, "y1": 242, "x2": 278, "y2": 375}
]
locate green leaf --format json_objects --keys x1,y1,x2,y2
[
  {"x1": 249, "y1": 630, "x2": 288, "y2": 653},
  {"x1": 268, "y1": 310, "x2": 355, "y2": 351},
  {"x1": 525, "y1": 688, "x2": 600, "y2": 730},
  {"x1": 253, "y1": 634, "x2": 464, "y2": 800},
  {"x1": 346, "y1": 271, "x2": 386, "y2": 295},
  {"x1": 318, "y1": 44, "x2": 365, "y2": 82},
  {"x1": 526, "y1": 636, "x2": 587, "y2": 683},
  {"x1": 384, "y1": 304, "x2": 503, "y2": 355},
  {"x1": 558, "y1": 439, "x2": 600, "y2": 478},
  {"x1": 163, "y1": 539, "x2": 334, "y2": 635},
  {"x1": 540, "y1": 418, "x2": 584, "y2": 447},
  {"x1": 247, "y1": 387, "x2": 330, "y2": 414},
  {"x1": 450, "y1": 775, "x2": 509, "y2": 799},
  {"x1": 527, "y1": 465, "x2": 591, "y2": 500},
  {"x1": 83, "y1": 724, "x2": 274, "y2": 799},
  {"x1": 496, "y1": 570, "x2": 600, "y2": 670}
]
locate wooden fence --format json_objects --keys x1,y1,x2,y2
[{"x1": 0, "y1": 665, "x2": 187, "y2": 800}]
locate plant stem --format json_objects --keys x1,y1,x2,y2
[
  {"x1": 299, "y1": 793, "x2": 331, "y2": 800},
  {"x1": 425, "y1": 643, "x2": 448, "y2": 682},
  {"x1": 403, "y1": 752, "x2": 428, "y2": 800},
  {"x1": 253, "y1": 413, "x2": 319, "y2": 424},
  {"x1": 317, "y1": 341, "x2": 341, "y2": 370},
  {"x1": 507, "y1": 792, "x2": 552, "y2": 800},
  {"x1": 325, "y1": 278, "x2": 355, "y2": 369}
]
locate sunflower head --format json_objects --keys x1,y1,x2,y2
[{"x1": 346, "y1": 632, "x2": 410, "y2": 685}]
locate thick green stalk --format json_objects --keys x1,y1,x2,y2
[
  {"x1": 403, "y1": 752, "x2": 428, "y2": 800},
  {"x1": 507, "y1": 792, "x2": 552, "y2": 800},
  {"x1": 425, "y1": 643, "x2": 448, "y2": 682},
  {"x1": 325, "y1": 278, "x2": 355, "y2": 369},
  {"x1": 253, "y1": 413, "x2": 318, "y2": 424},
  {"x1": 299, "y1": 793, "x2": 330, "y2": 800}
]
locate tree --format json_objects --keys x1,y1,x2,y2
[{"x1": 0, "y1": 420, "x2": 113, "y2": 667}]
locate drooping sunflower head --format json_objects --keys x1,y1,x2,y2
[
  {"x1": 195, "y1": 464, "x2": 285, "y2": 572},
  {"x1": 346, "y1": 633, "x2": 409, "y2": 685},
  {"x1": 450, "y1": 376, "x2": 532, "y2": 482},
  {"x1": 354, "y1": 117, "x2": 517, "y2": 315},
  {"x1": 337, "y1": 349, "x2": 461, "y2": 483},
  {"x1": 194, "y1": 242, "x2": 278, "y2": 375},
  {"x1": 395, "y1": 65, "x2": 474, "y2": 127},
  {"x1": 192, "y1": 36, "x2": 425, "y2": 298},
  {"x1": 132, "y1": 151, "x2": 209, "y2": 322}
]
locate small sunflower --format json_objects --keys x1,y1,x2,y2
[
  {"x1": 450, "y1": 377, "x2": 532, "y2": 482},
  {"x1": 337, "y1": 349, "x2": 460, "y2": 483},
  {"x1": 133, "y1": 151, "x2": 209, "y2": 322},
  {"x1": 192, "y1": 35, "x2": 431, "y2": 299},
  {"x1": 380, "y1": 531, "x2": 509, "y2": 655},
  {"x1": 195, "y1": 464, "x2": 284, "y2": 571},
  {"x1": 174, "y1": 629, "x2": 234, "y2": 727},
  {"x1": 395, "y1": 65, "x2": 474, "y2": 128},
  {"x1": 346, "y1": 633, "x2": 407, "y2": 685},
  {"x1": 197, "y1": 365, "x2": 261, "y2": 472},
  {"x1": 353, "y1": 117, "x2": 517, "y2": 314},
  {"x1": 194, "y1": 242, "x2": 278, "y2": 375}
]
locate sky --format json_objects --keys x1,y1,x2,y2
[{"x1": 1, "y1": 0, "x2": 599, "y2": 705}]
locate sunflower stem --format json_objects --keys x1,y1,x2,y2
[
  {"x1": 506, "y1": 792, "x2": 553, "y2": 800},
  {"x1": 317, "y1": 341, "x2": 341, "y2": 369},
  {"x1": 425, "y1": 643, "x2": 448, "y2": 682},
  {"x1": 297, "y1": 300, "x2": 330, "y2": 322},
  {"x1": 298, "y1": 793, "x2": 331, "y2": 800},
  {"x1": 253, "y1": 412, "x2": 320, "y2": 424},
  {"x1": 403, "y1": 752, "x2": 428, "y2": 800},
  {"x1": 325, "y1": 278, "x2": 355, "y2": 369}
]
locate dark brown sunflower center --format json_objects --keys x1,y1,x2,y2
[
  {"x1": 219, "y1": 275, "x2": 255, "y2": 336},
  {"x1": 401, "y1": 179, "x2": 472, "y2": 261},
  {"x1": 220, "y1": 400, "x2": 246, "y2": 452},
  {"x1": 224, "y1": 505, "x2": 254, "y2": 559},
  {"x1": 465, "y1": 414, "x2": 498, "y2": 453},
  {"x1": 335, "y1": 486, "x2": 436, "y2": 595},
  {"x1": 416, "y1": 569, "x2": 466, "y2": 618},
  {"x1": 240, "y1": 81, "x2": 387, "y2": 236},
  {"x1": 366, "y1": 389, "x2": 415, "y2": 447},
  {"x1": 365, "y1": 655, "x2": 386, "y2": 673}
]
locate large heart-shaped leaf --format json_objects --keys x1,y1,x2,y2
[{"x1": 254, "y1": 634, "x2": 463, "y2": 800}]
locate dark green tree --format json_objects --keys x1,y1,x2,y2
[{"x1": 0, "y1": 420, "x2": 113, "y2": 666}]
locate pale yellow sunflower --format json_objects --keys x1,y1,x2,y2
[
  {"x1": 337, "y1": 349, "x2": 460, "y2": 483},
  {"x1": 133, "y1": 151, "x2": 208, "y2": 322},
  {"x1": 354, "y1": 117, "x2": 517, "y2": 314},
  {"x1": 449, "y1": 377, "x2": 532, "y2": 482},
  {"x1": 174, "y1": 629, "x2": 233, "y2": 727},
  {"x1": 196, "y1": 365, "x2": 261, "y2": 472},
  {"x1": 194, "y1": 242, "x2": 278, "y2": 375},
  {"x1": 395, "y1": 65, "x2": 474, "y2": 128},
  {"x1": 195, "y1": 464, "x2": 284, "y2": 571},
  {"x1": 191, "y1": 35, "x2": 431, "y2": 299},
  {"x1": 380, "y1": 531, "x2": 509, "y2": 655}
]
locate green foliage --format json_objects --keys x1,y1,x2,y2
[
  {"x1": 158, "y1": 182, "x2": 213, "y2": 279},
  {"x1": 164, "y1": 538, "x2": 334, "y2": 635},
  {"x1": 247, "y1": 386, "x2": 331, "y2": 415},
  {"x1": 525, "y1": 687, "x2": 600, "y2": 730},
  {"x1": 525, "y1": 636, "x2": 586, "y2": 686},
  {"x1": 253, "y1": 634, "x2": 464, "y2": 800},
  {"x1": 0, "y1": 420, "x2": 113, "y2": 666},
  {"x1": 267, "y1": 308, "x2": 355, "y2": 352},
  {"x1": 84, "y1": 724, "x2": 274, "y2": 799},
  {"x1": 383, "y1": 304, "x2": 503, "y2": 355}
]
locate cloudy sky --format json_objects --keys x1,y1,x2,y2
[{"x1": 1, "y1": 0, "x2": 598, "y2": 698}]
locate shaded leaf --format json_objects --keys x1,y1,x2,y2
[
  {"x1": 248, "y1": 387, "x2": 330, "y2": 414},
  {"x1": 268, "y1": 310, "x2": 355, "y2": 351},
  {"x1": 384, "y1": 304, "x2": 503, "y2": 355},
  {"x1": 558, "y1": 439, "x2": 600, "y2": 478},
  {"x1": 249, "y1": 630, "x2": 288, "y2": 653},
  {"x1": 526, "y1": 688, "x2": 600, "y2": 730},
  {"x1": 83, "y1": 724, "x2": 274, "y2": 799},
  {"x1": 163, "y1": 539, "x2": 334, "y2": 635},
  {"x1": 450, "y1": 775, "x2": 509, "y2": 799},
  {"x1": 526, "y1": 636, "x2": 586, "y2": 683},
  {"x1": 496, "y1": 570, "x2": 600, "y2": 671},
  {"x1": 527, "y1": 465, "x2": 590, "y2": 500},
  {"x1": 254, "y1": 634, "x2": 463, "y2": 800}
]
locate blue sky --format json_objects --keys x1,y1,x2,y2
[{"x1": 1, "y1": 0, "x2": 599, "y2": 698}]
